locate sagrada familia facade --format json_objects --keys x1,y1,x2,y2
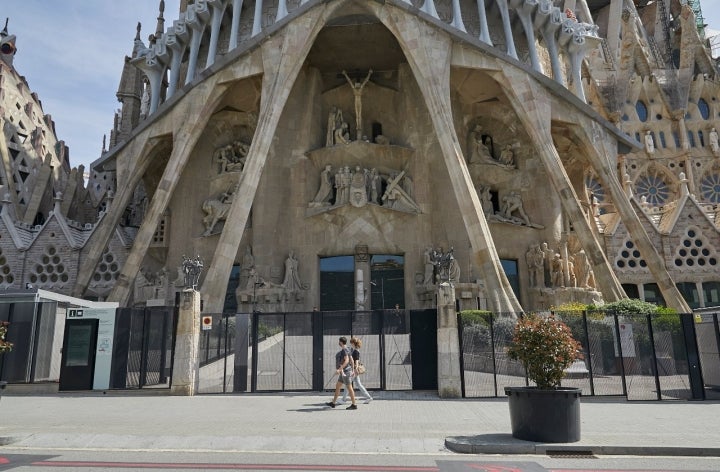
[{"x1": 1, "y1": 0, "x2": 719, "y2": 314}]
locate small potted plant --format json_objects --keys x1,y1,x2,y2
[
  {"x1": 505, "y1": 314, "x2": 583, "y2": 442},
  {"x1": 0, "y1": 321, "x2": 12, "y2": 396}
]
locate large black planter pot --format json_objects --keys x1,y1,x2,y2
[{"x1": 504, "y1": 386, "x2": 581, "y2": 443}]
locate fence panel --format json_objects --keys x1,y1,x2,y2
[
  {"x1": 617, "y1": 315, "x2": 659, "y2": 400},
  {"x1": 584, "y1": 312, "x2": 624, "y2": 396},
  {"x1": 491, "y1": 313, "x2": 525, "y2": 393},
  {"x1": 696, "y1": 312, "x2": 720, "y2": 389},
  {"x1": 383, "y1": 309, "x2": 412, "y2": 390},
  {"x1": 283, "y1": 313, "x2": 313, "y2": 390},
  {"x1": 255, "y1": 314, "x2": 286, "y2": 391},
  {"x1": 198, "y1": 314, "x2": 235, "y2": 394},
  {"x1": 651, "y1": 314, "x2": 691, "y2": 399},
  {"x1": 459, "y1": 311, "x2": 498, "y2": 397}
]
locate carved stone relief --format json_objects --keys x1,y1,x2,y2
[
  {"x1": 201, "y1": 183, "x2": 238, "y2": 236},
  {"x1": 485, "y1": 191, "x2": 544, "y2": 229},
  {"x1": 467, "y1": 124, "x2": 516, "y2": 170},
  {"x1": 308, "y1": 164, "x2": 420, "y2": 214},
  {"x1": 214, "y1": 140, "x2": 250, "y2": 173}
]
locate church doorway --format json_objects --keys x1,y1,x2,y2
[
  {"x1": 319, "y1": 254, "x2": 405, "y2": 311},
  {"x1": 370, "y1": 255, "x2": 404, "y2": 310}
]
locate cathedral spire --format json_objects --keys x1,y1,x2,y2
[
  {"x1": 155, "y1": 0, "x2": 166, "y2": 40},
  {"x1": 0, "y1": 18, "x2": 17, "y2": 67}
]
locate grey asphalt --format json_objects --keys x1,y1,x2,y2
[{"x1": 1, "y1": 390, "x2": 719, "y2": 457}]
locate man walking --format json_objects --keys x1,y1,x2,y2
[{"x1": 326, "y1": 336, "x2": 358, "y2": 410}]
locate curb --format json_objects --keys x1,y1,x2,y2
[{"x1": 444, "y1": 436, "x2": 720, "y2": 457}]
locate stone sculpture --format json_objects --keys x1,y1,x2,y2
[
  {"x1": 382, "y1": 171, "x2": 421, "y2": 212},
  {"x1": 710, "y1": 128, "x2": 719, "y2": 156},
  {"x1": 429, "y1": 247, "x2": 460, "y2": 284},
  {"x1": 342, "y1": 69, "x2": 373, "y2": 140},
  {"x1": 215, "y1": 140, "x2": 250, "y2": 173},
  {"x1": 500, "y1": 191, "x2": 530, "y2": 226},
  {"x1": 541, "y1": 242, "x2": 554, "y2": 287},
  {"x1": 468, "y1": 125, "x2": 514, "y2": 169},
  {"x1": 644, "y1": 131, "x2": 655, "y2": 155},
  {"x1": 526, "y1": 244, "x2": 545, "y2": 288},
  {"x1": 469, "y1": 125, "x2": 495, "y2": 164},
  {"x1": 573, "y1": 249, "x2": 595, "y2": 289},
  {"x1": 326, "y1": 108, "x2": 351, "y2": 146},
  {"x1": 282, "y1": 251, "x2": 307, "y2": 291},
  {"x1": 550, "y1": 253, "x2": 565, "y2": 288},
  {"x1": 309, "y1": 164, "x2": 419, "y2": 213},
  {"x1": 310, "y1": 165, "x2": 334, "y2": 206},
  {"x1": 201, "y1": 184, "x2": 237, "y2": 236},
  {"x1": 478, "y1": 185, "x2": 494, "y2": 217},
  {"x1": 423, "y1": 246, "x2": 435, "y2": 285},
  {"x1": 182, "y1": 254, "x2": 204, "y2": 290},
  {"x1": 499, "y1": 144, "x2": 516, "y2": 167}
]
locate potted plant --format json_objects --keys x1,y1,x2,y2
[
  {"x1": 505, "y1": 314, "x2": 583, "y2": 442},
  {"x1": 0, "y1": 321, "x2": 12, "y2": 396}
]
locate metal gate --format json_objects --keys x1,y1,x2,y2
[
  {"x1": 196, "y1": 309, "x2": 437, "y2": 393},
  {"x1": 111, "y1": 306, "x2": 177, "y2": 389}
]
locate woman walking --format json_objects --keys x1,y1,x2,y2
[{"x1": 341, "y1": 337, "x2": 373, "y2": 404}]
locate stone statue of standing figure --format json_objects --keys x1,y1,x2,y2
[
  {"x1": 342, "y1": 69, "x2": 373, "y2": 141},
  {"x1": 709, "y1": 127, "x2": 719, "y2": 156}
]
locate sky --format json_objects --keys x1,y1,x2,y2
[{"x1": 2, "y1": 1, "x2": 720, "y2": 174}]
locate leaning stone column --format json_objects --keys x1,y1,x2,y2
[
  {"x1": 437, "y1": 282, "x2": 462, "y2": 398},
  {"x1": 376, "y1": 5, "x2": 522, "y2": 313},
  {"x1": 171, "y1": 290, "x2": 201, "y2": 396}
]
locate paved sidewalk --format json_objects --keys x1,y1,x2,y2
[{"x1": 1, "y1": 391, "x2": 719, "y2": 457}]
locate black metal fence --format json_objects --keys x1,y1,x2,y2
[
  {"x1": 458, "y1": 311, "x2": 706, "y2": 400},
  {"x1": 111, "y1": 306, "x2": 177, "y2": 389},
  {"x1": 196, "y1": 309, "x2": 435, "y2": 394}
]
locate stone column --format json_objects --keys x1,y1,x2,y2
[
  {"x1": 577, "y1": 124, "x2": 691, "y2": 313},
  {"x1": 436, "y1": 282, "x2": 461, "y2": 398},
  {"x1": 201, "y1": 5, "x2": 336, "y2": 313},
  {"x1": 499, "y1": 74, "x2": 626, "y2": 302},
  {"x1": 355, "y1": 245, "x2": 370, "y2": 310},
  {"x1": 376, "y1": 6, "x2": 522, "y2": 313},
  {"x1": 171, "y1": 290, "x2": 201, "y2": 395},
  {"x1": 107, "y1": 84, "x2": 228, "y2": 305}
]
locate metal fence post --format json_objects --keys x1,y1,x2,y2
[
  {"x1": 613, "y1": 314, "x2": 628, "y2": 397},
  {"x1": 582, "y1": 311, "x2": 595, "y2": 396},
  {"x1": 646, "y1": 313, "x2": 662, "y2": 400}
]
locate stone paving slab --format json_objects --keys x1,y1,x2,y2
[{"x1": 1, "y1": 391, "x2": 718, "y2": 457}]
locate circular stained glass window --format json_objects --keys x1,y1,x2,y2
[
  {"x1": 635, "y1": 173, "x2": 670, "y2": 205},
  {"x1": 700, "y1": 173, "x2": 720, "y2": 203}
]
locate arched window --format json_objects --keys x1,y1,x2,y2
[
  {"x1": 635, "y1": 101, "x2": 648, "y2": 122},
  {"x1": 698, "y1": 98, "x2": 710, "y2": 120}
]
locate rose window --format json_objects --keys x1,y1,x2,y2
[
  {"x1": 700, "y1": 173, "x2": 720, "y2": 203},
  {"x1": 635, "y1": 173, "x2": 670, "y2": 205},
  {"x1": 584, "y1": 175, "x2": 605, "y2": 202}
]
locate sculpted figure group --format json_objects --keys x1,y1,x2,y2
[
  {"x1": 468, "y1": 124, "x2": 516, "y2": 169},
  {"x1": 215, "y1": 140, "x2": 250, "y2": 173},
  {"x1": 310, "y1": 164, "x2": 420, "y2": 213},
  {"x1": 422, "y1": 246, "x2": 460, "y2": 285},
  {"x1": 525, "y1": 242, "x2": 595, "y2": 290}
]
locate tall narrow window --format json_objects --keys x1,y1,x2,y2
[
  {"x1": 370, "y1": 255, "x2": 405, "y2": 310},
  {"x1": 698, "y1": 98, "x2": 710, "y2": 120},
  {"x1": 501, "y1": 259, "x2": 520, "y2": 306},
  {"x1": 636, "y1": 100, "x2": 648, "y2": 122},
  {"x1": 320, "y1": 256, "x2": 355, "y2": 311}
]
